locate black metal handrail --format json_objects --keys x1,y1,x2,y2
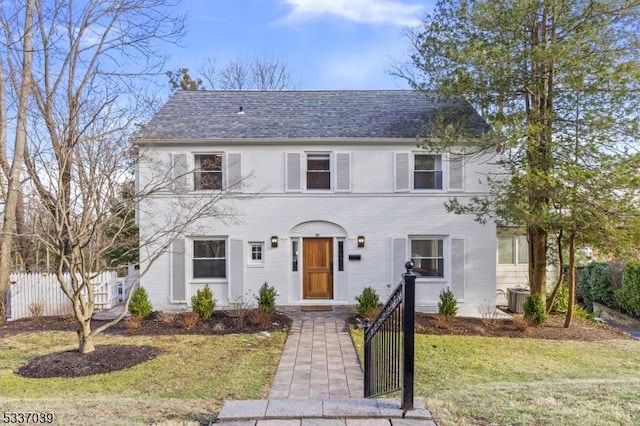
[{"x1": 364, "y1": 261, "x2": 415, "y2": 411}]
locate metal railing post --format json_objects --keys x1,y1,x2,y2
[
  {"x1": 401, "y1": 261, "x2": 415, "y2": 411},
  {"x1": 363, "y1": 318, "x2": 371, "y2": 396}
]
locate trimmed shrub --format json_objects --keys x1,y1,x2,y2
[
  {"x1": 578, "y1": 261, "x2": 615, "y2": 311},
  {"x1": 438, "y1": 288, "x2": 458, "y2": 319},
  {"x1": 523, "y1": 293, "x2": 547, "y2": 326},
  {"x1": 129, "y1": 287, "x2": 153, "y2": 319},
  {"x1": 179, "y1": 312, "x2": 200, "y2": 330},
  {"x1": 355, "y1": 287, "x2": 381, "y2": 317},
  {"x1": 255, "y1": 282, "x2": 277, "y2": 314},
  {"x1": 191, "y1": 285, "x2": 215, "y2": 320},
  {"x1": 616, "y1": 260, "x2": 640, "y2": 317}
]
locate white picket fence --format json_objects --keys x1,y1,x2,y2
[{"x1": 7, "y1": 271, "x2": 120, "y2": 321}]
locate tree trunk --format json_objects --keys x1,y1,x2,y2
[
  {"x1": 529, "y1": 225, "x2": 548, "y2": 302},
  {"x1": 77, "y1": 320, "x2": 95, "y2": 354},
  {"x1": 0, "y1": 0, "x2": 34, "y2": 324},
  {"x1": 564, "y1": 232, "x2": 576, "y2": 328},
  {"x1": 547, "y1": 231, "x2": 564, "y2": 314}
]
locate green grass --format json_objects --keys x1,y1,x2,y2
[
  {"x1": 0, "y1": 330, "x2": 287, "y2": 425},
  {"x1": 351, "y1": 330, "x2": 640, "y2": 425}
]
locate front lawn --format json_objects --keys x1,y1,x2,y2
[
  {"x1": 351, "y1": 330, "x2": 640, "y2": 425},
  {"x1": 0, "y1": 330, "x2": 287, "y2": 425}
]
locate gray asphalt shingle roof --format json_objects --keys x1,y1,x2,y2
[{"x1": 135, "y1": 90, "x2": 489, "y2": 141}]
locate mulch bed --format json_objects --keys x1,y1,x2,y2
[
  {"x1": 3, "y1": 309, "x2": 631, "y2": 380},
  {"x1": 17, "y1": 345, "x2": 160, "y2": 378},
  {"x1": 413, "y1": 312, "x2": 632, "y2": 342}
]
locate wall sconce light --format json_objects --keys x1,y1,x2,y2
[
  {"x1": 357, "y1": 236, "x2": 365, "y2": 248},
  {"x1": 271, "y1": 236, "x2": 278, "y2": 248}
]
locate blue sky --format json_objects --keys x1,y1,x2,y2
[{"x1": 167, "y1": 0, "x2": 434, "y2": 90}]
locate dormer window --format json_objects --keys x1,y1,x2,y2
[{"x1": 194, "y1": 154, "x2": 222, "y2": 190}]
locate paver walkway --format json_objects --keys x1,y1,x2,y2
[
  {"x1": 215, "y1": 306, "x2": 435, "y2": 425},
  {"x1": 269, "y1": 306, "x2": 363, "y2": 399}
]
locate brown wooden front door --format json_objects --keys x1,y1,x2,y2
[{"x1": 303, "y1": 238, "x2": 333, "y2": 299}]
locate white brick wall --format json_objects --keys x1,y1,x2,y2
[{"x1": 138, "y1": 141, "x2": 498, "y2": 311}]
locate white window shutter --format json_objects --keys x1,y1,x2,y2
[
  {"x1": 171, "y1": 153, "x2": 188, "y2": 192},
  {"x1": 449, "y1": 154, "x2": 464, "y2": 191},
  {"x1": 392, "y1": 238, "x2": 407, "y2": 286},
  {"x1": 171, "y1": 238, "x2": 186, "y2": 302},
  {"x1": 286, "y1": 152, "x2": 301, "y2": 191},
  {"x1": 394, "y1": 152, "x2": 410, "y2": 192},
  {"x1": 451, "y1": 239, "x2": 465, "y2": 300},
  {"x1": 335, "y1": 152, "x2": 351, "y2": 192},
  {"x1": 227, "y1": 153, "x2": 242, "y2": 190},
  {"x1": 228, "y1": 239, "x2": 243, "y2": 302}
]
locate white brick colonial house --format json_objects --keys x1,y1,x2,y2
[{"x1": 134, "y1": 90, "x2": 499, "y2": 312}]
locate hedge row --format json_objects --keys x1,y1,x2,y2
[{"x1": 578, "y1": 260, "x2": 640, "y2": 317}]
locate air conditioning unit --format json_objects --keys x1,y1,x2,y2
[{"x1": 507, "y1": 288, "x2": 530, "y2": 313}]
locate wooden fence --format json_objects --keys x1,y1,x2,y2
[{"x1": 7, "y1": 271, "x2": 119, "y2": 321}]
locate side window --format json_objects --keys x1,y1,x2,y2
[
  {"x1": 194, "y1": 154, "x2": 222, "y2": 190},
  {"x1": 414, "y1": 154, "x2": 442, "y2": 190},
  {"x1": 306, "y1": 153, "x2": 331, "y2": 190},
  {"x1": 497, "y1": 235, "x2": 528, "y2": 265}
]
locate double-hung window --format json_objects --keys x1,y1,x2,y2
[
  {"x1": 414, "y1": 154, "x2": 442, "y2": 190},
  {"x1": 193, "y1": 239, "x2": 226, "y2": 278},
  {"x1": 411, "y1": 238, "x2": 445, "y2": 278},
  {"x1": 194, "y1": 154, "x2": 222, "y2": 190},
  {"x1": 306, "y1": 153, "x2": 331, "y2": 190},
  {"x1": 498, "y1": 235, "x2": 528, "y2": 265}
]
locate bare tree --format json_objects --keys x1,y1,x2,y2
[
  {"x1": 0, "y1": 0, "x2": 35, "y2": 323},
  {"x1": 200, "y1": 56, "x2": 298, "y2": 90},
  {"x1": 0, "y1": 0, "x2": 220, "y2": 354}
]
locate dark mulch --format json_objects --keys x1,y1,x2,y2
[
  {"x1": 413, "y1": 312, "x2": 632, "y2": 342},
  {"x1": 17, "y1": 345, "x2": 159, "y2": 378},
  {"x1": 3, "y1": 310, "x2": 291, "y2": 379}
]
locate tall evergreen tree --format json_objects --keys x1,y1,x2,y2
[{"x1": 400, "y1": 0, "x2": 640, "y2": 307}]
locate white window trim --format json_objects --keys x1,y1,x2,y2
[
  {"x1": 304, "y1": 151, "x2": 333, "y2": 192},
  {"x1": 411, "y1": 152, "x2": 445, "y2": 192},
  {"x1": 248, "y1": 241, "x2": 265, "y2": 267},
  {"x1": 192, "y1": 151, "x2": 226, "y2": 192},
  {"x1": 409, "y1": 235, "x2": 449, "y2": 282},
  {"x1": 497, "y1": 235, "x2": 529, "y2": 265},
  {"x1": 189, "y1": 236, "x2": 228, "y2": 282}
]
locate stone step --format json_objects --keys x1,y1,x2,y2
[{"x1": 214, "y1": 398, "x2": 435, "y2": 425}]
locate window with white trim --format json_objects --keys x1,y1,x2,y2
[
  {"x1": 498, "y1": 235, "x2": 528, "y2": 265},
  {"x1": 194, "y1": 154, "x2": 222, "y2": 190},
  {"x1": 411, "y1": 238, "x2": 445, "y2": 278},
  {"x1": 306, "y1": 153, "x2": 331, "y2": 190},
  {"x1": 248, "y1": 242, "x2": 264, "y2": 265},
  {"x1": 414, "y1": 154, "x2": 442, "y2": 190},
  {"x1": 193, "y1": 239, "x2": 226, "y2": 278}
]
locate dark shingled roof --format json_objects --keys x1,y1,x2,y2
[{"x1": 135, "y1": 90, "x2": 489, "y2": 141}]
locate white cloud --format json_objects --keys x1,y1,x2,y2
[{"x1": 279, "y1": 0, "x2": 424, "y2": 27}]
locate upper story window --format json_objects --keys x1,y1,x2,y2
[
  {"x1": 414, "y1": 154, "x2": 442, "y2": 190},
  {"x1": 306, "y1": 153, "x2": 331, "y2": 190},
  {"x1": 395, "y1": 152, "x2": 453, "y2": 192},
  {"x1": 498, "y1": 235, "x2": 528, "y2": 265},
  {"x1": 286, "y1": 152, "x2": 350, "y2": 192},
  {"x1": 194, "y1": 154, "x2": 222, "y2": 190},
  {"x1": 193, "y1": 239, "x2": 226, "y2": 278},
  {"x1": 411, "y1": 238, "x2": 445, "y2": 278}
]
